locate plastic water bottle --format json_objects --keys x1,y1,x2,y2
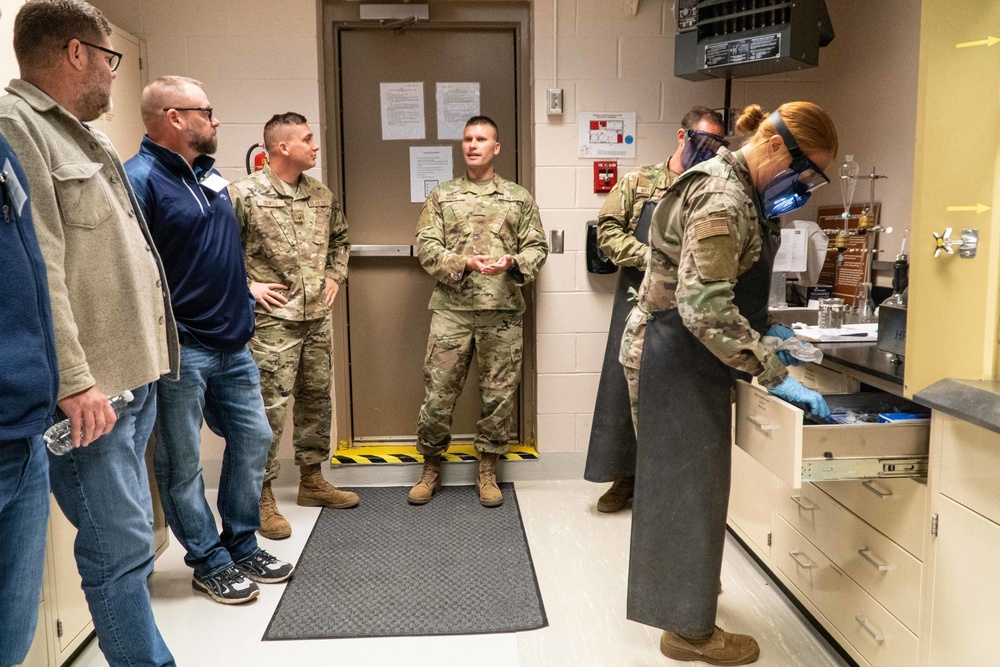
[{"x1": 44, "y1": 390, "x2": 134, "y2": 455}]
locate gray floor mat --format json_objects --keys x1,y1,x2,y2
[{"x1": 263, "y1": 483, "x2": 547, "y2": 640}]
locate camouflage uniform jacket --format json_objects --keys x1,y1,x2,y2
[
  {"x1": 416, "y1": 173, "x2": 548, "y2": 312},
  {"x1": 229, "y1": 165, "x2": 349, "y2": 321},
  {"x1": 619, "y1": 148, "x2": 787, "y2": 388},
  {"x1": 596, "y1": 159, "x2": 677, "y2": 270}
]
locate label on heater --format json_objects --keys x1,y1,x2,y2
[{"x1": 705, "y1": 33, "x2": 781, "y2": 68}]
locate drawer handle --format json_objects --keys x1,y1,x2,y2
[
  {"x1": 862, "y1": 481, "x2": 893, "y2": 499},
  {"x1": 858, "y1": 548, "x2": 890, "y2": 572},
  {"x1": 791, "y1": 495, "x2": 817, "y2": 511},
  {"x1": 789, "y1": 550, "x2": 815, "y2": 570},
  {"x1": 746, "y1": 415, "x2": 778, "y2": 431},
  {"x1": 855, "y1": 615, "x2": 886, "y2": 642}
]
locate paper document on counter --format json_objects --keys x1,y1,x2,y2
[{"x1": 793, "y1": 323, "x2": 878, "y2": 342}]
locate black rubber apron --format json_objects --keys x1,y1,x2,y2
[
  {"x1": 626, "y1": 220, "x2": 779, "y2": 637},
  {"x1": 584, "y1": 198, "x2": 656, "y2": 483}
]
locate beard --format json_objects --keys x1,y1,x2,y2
[
  {"x1": 77, "y1": 64, "x2": 112, "y2": 122},
  {"x1": 186, "y1": 127, "x2": 218, "y2": 156}
]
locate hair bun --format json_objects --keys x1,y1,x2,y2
[{"x1": 735, "y1": 104, "x2": 768, "y2": 135}]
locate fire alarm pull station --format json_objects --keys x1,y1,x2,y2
[{"x1": 594, "y1": 161, "x2": 617, "y2": 193}]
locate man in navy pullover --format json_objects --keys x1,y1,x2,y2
[
  {"x1": 125, "y1": 75, "x2": 293, "y2": 605},
  {"x1": 0, "y1": 130, "x2": 58, "y2": 666}
]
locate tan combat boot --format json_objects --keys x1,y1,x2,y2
[
  {"x1": 259, "y1": 480, "x2": 291, "y2": 540},
  {"x1": 597, "y1": 475, "x2": 635, "y2": 513},
  {"x1": 477, "y1": 452, "x2": 503, "y2": 507},
  {"x1": 407, "y1": 455, "x2": 442, "y2": 505},
  {"x1": 297, "y1": 464, "x2": 359, "y2": 509},
  {"x1": 659, "y1": 626, "x2": 760, "y2": 665}
]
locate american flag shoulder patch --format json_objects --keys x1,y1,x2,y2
[{"x1": 692, "y1": 218, "x2": 730, "y2": 240}]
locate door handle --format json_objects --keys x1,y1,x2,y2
[
  {"x1": 855, "y1": 615, "x2": 886, "y2": 642},
  {"x1": 790, "y1": 495, "x2": 817, "y2": 511},
  {"x1": 788, "y1": 551, "x2": 815, "y2": 570},
  {"x1": 862, "y1": 481, "x2": 893, "y2": 499},
  {"x1": 858, "y1": 548, "x2": 889, "y2": 572},
  {"x1": 746, "y1": 415, "x2": 777, "y2": 431},
  {"x1": 350, "y1": 244, "x2": 414, "y2": 257}
]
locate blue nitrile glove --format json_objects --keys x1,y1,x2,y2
[
  {"x1": 766, "y1": 323, "x2": 796, "y2": 341},
  {"x1": 766, "y1": 323, "x2": 805, "y2": 366},
  {"x1": 767, "y1": 376, "x2": 831, "y2": 418}
]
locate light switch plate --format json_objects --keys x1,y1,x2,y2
[
  {"x1": 547, "y1": 88, "x2": 563, "y2": 115},
  {"x1": 550, "y1": 229, "x2": 565, "y2": 253}
]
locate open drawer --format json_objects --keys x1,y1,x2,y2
[{"x1": 734, "y1": 380, "x2": 929, "y2": 490}]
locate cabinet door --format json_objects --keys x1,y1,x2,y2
[
  {"x1": 47, "y1": 498, "x2": 92, "y2": 657},
  {"x1": 926, "y1": 495, "x2": 1000, "y2": 666},
  {"x1": 728, "y1": 444, "x2": 775, "y2": 559}
]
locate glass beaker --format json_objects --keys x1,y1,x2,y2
[{"x1": 818, "y1": 298, "x2": 845, "y2": 329}]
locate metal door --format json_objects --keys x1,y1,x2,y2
[{"x1": 334, "y1": 25, "x2": 522, "y2": 443}]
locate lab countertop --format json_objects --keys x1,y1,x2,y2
[
  {"x1": 813, "y1": 342, "x2": 905, "y2": 395},
  {"x1": 915, "y1": 379, "x2": 1000, "y2": 437}
]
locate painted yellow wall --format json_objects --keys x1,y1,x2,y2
[{"x1": 905, "y1": 0, "x2": 1000, "y2": 396}]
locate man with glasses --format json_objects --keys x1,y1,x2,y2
[
  {"x1": 125, "y1": 76, "x2": 293, "y2": 605},
  {"x1": 0, "y1": 1, "x2": 178, "y2": 664},
  {"x1": 585, "y1": 106, "x2": 727, "y2": 514}
]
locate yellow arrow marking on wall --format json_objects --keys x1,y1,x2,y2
[
  {"x1": 956, "y1": 36, "x2": 1000, "y2": 49},
  {"x1": 946, "y1": 204, "x2": 991, "y2": 213}
]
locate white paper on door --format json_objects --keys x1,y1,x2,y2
[
  {"x1": 410, "y1": 146, "x2": 454, "y2": 203},
  {"x1": 380, "y1": 82, "x2": 426, "y2": 140},
  {"x1": 436, "y1": 82, "x2": 481, "y2": 140}
]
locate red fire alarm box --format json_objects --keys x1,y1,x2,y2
[{"x1": 594, "y1": 160, "x2": 617, "y2": 193}]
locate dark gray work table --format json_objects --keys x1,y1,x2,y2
[
  {"x1": 915, "y1": 379, "x2": 1000, "y2": 436},
  {"x1": 814, "y1": 341, "x2": 905, "y2": 395}
]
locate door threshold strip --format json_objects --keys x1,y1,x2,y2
[{"x1": 330, "y1": 443, "x2": 538, "y2": 465}]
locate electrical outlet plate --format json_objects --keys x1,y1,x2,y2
[{"x1": 547, "y1": 88, "x2": 563, "y2": 115}]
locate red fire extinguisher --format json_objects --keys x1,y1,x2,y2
[{"x1": 245, "y1": 143, "x2": 267, "y2": 174}]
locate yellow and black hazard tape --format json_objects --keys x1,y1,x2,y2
[{"x1": 330, "y1": 443, "x2": 538, "y2": 466}]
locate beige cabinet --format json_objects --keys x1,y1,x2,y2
[
  {"x1": 918, "y1": 411, "x2": 1000, "y2": 667},
  {"x1": 728, "y1": 364, "x2": 929, "y2": 667}
]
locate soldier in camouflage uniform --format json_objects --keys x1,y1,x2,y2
[
  {"x1": 229, "y1": 112, "x2": 357, "y2": 541},
  {"x1": 624, "y1": 103, "x2": 837, "y2": 665},
  {"x1": 409, "y1": 116, "x2": 548, "y2": 508},
  {"x1": 585, "y1": 106, "x2": 726, "y2": 514}
]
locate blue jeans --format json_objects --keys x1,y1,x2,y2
[
  {"x1": 154, "y1": 342, "x2": 270, "y2": 579},
  {"x1": 0, "y1": 435, "x2": 49, "y2": 666},
  {"x1": 47, "y1": 383, "x2": 175, "y2": 667}
]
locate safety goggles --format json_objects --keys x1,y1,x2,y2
[{"x1": 768, "y1": 111, "x2": 830, "y2": 193}]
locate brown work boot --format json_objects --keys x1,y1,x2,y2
[
  {"x1": 597, "y1": 476, "x2": 635, "y2": 513},
  {"x1": 659, "y1": 626, "x2": 760, "y2": 665},
  {"x1": 297, "y1": 464, "x2": 359, "y2": 509},
  {"x1": 408, "y1": 455, "x2": 442, "y2": 505},
  {"x1": 258, "y1": 480, "x2": 291, "y2": 540},
  {"x1": 477, "y1": 452, "x2": 503, "y2": 507}
]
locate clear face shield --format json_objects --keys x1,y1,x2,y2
[
  {"x1": 761, "y1": 112, "x2": 830, "y2": 218},
  {"x1": 680, "y1": 129, "x2": 730, "y2": 171}
]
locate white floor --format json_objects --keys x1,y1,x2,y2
[{"x1": 70, "y1": 478, "x2": 850, "y2": 667}]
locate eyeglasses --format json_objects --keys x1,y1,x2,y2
[
  {"x1": 163, "y1": 107, "x2": 214, "y2": 121},
  {"x1": 769, "y1": 112, "x2": 830, "y2": 192},
  {"x1": 67, "y1": 40, "x2": 123, "y2": 72}
]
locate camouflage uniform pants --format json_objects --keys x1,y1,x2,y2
[
  {"x1": 623, "y1": 361, "x2": 640, "y2": 436},
  {"x1": 416, "y1": 309, "x2": 523, "y2": 456},
  {"x1": 248, "y1": 313, "x2": 332, "y2": 483}
]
